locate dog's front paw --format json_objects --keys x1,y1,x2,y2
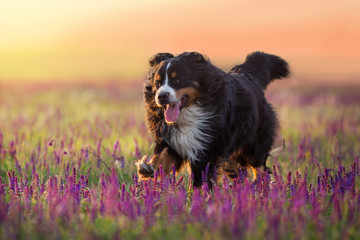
[{"x1": 136, "y1": 156, "x2": 155, "y2": 179}]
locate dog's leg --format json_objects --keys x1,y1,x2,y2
[
  {"x1": 137, "y1": 146, "x2": 182, "y2": 179},
  {"x1": 216, "y1": 157, "x2": 241, "y2": 179},
  {"x1": 250, "y1": 166, "x2": 258, "y2": 180},
  {"x1": 189, "y1": 160, "x2": 217, "y2": 188}
]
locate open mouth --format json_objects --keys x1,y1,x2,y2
[{"x1": 164, "y1": 95, "x2": 188, "y2": 123}]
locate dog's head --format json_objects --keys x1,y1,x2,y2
[{"x1": 148, "y1": 52, "x2": 208, "y2": 123}]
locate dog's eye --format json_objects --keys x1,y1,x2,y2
[
  {"x1": 155, "y1": 81, "x2": 160, "y2": 88},
  {"x1": 174, "y1": 79, "x2": 180, "y2": 84}
]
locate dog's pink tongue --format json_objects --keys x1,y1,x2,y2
[{"x1": 165, "y1": 104, "x2": 180, "y2": 123}]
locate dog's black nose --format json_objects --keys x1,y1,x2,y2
[{"x1": 157, "y1": 92, "x2": 169, "y2": 104}]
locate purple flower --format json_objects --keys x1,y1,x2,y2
[
  {"x1": 48, "y1": 139, "x2": 55, "y2": 146},
  {"x1": 7, "y1": 171, "x2": 15, "y2": 192},
  {"x1": 112, "y1": 140, "x2": 120, "y2": 159},
  {"x1": 133, "y1": 138, "x2": 141, "y2": 159},
  {"x1": 96, "y1": 138, "x2": 102, "y2": 156},
  {"x1": 190, "y1": 189, "x2": 203, "y2": 219},
  {"x1": 8, "y1": 140, "x2": 16, "y2": 159},
  {"x1": 73, "y1": 167, "x2": 77, "y2": 186}
]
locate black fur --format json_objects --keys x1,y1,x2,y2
[{"x1": 142, "y1": 51, "x2": 289, "y2": 187}]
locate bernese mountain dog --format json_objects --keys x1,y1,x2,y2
[{"x1": 137, "y1": 51, "x2": 289, "y2": 187}]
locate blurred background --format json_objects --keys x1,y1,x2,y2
[{"x1": 0, "y1": 0, "x2": 359, "y2": 84}]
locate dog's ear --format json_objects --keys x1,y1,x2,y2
[
  {"x1": 149, "y1": 53, "x2": 174, "y2": 67},
  {"x1": 181, "y1": 52, "x2": 207, "y2": 64},
  {"x1": 190, "y1": 52, "x2": 206, "y2": 63},
  {"x1": 146, "y1": 53, "x2": 173, "y2": 89}
]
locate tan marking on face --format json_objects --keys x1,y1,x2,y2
[
  {"x1": 171, "y1": 72, "x2": 177, "y2": 79},
  {"x1": 155, "y1": 74, "x2": 161, "y2": 82},
  {"x1": 175, "y1": 87, "x2": 200, "y2": 107}
]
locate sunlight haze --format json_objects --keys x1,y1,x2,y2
[{"x1": 0, "y1": 0, "x2": 359, "y2": 82}]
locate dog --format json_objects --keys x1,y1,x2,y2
[{"x1": 137, "y1": 51, "x2": 289, "y2": 187}]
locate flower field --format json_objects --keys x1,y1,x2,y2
[{"x1": 0, "y1": 81, "x2": 360, "y2": 239}]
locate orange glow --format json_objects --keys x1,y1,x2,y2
[{"x1": 0, "y1": 0, "x2": 359, "y2": 82}]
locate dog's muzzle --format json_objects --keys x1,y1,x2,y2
[{"x1": 156, "y1": 91, "x2": 170, "y2": 105}]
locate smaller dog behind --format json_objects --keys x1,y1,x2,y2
[{"x1": 137, "y1": 51, "x2": 290, "y2": 187}]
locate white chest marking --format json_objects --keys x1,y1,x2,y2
[{"x1": 168, "y1": 105, "x2": 214, "y2": 164}]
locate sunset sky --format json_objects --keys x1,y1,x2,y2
[{"x1": 0, "y1": 0, "x2": 359, "y2": 82}]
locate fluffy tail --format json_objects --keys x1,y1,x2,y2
[{"x1": 230, "y1": 51, "x2": 290, "y2": 90}]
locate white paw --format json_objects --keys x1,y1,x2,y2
[{"x1": 136, "y1": 156, "x2": 155, "y2": 179}]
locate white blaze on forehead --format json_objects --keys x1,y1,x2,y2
[
  {"x1": 155, "y1": 61, "x2": 177, "y2": 106},
  {"x1": 164, "y1": 62, "x2": 171, "y2": 86}
]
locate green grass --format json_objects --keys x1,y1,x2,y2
[{"x1": 0, "y1": 81, "x2": 360, "y2": 239}]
